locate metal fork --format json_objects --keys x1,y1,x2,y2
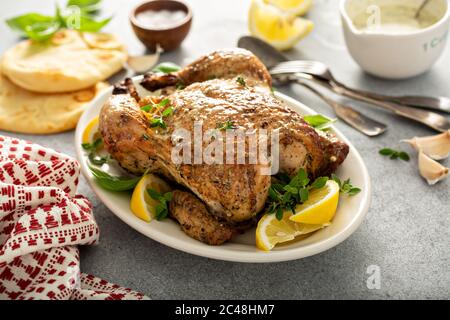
[
  {"x1": 271, "y1": 60, "x2": 450, "y2": 114},
  {"x1": 270, "y1": 61, "x2": 450, "y2": 132}
]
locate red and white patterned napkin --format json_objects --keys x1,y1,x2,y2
[{"x1": 0, "y1": 135, "x2": 148, "y2": 300}]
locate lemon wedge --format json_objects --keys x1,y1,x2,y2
[
  {"x1": 248, "y1": 0, "x2": 314, "y2": 51},
  {"x1": 266, "y1": 0, "x2": 313, "y2": 16},
  {"x1": 289, "y1": 180, "x2": 340, "y2": 224},
  {"x1": 256, "y1": 212, "x2": 329, "y2": 251},
  {"x1": 82, "y1": 116, "x2": 100, "y2": 144},
  {"x1": 130, "y1": 174, "x2": 172, "y2": 222}
]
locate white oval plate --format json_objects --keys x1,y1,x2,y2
[{"x1": 75, "y1": 76, "x2": 371, "y2": 263}]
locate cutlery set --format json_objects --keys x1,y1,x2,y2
[{"x1": 238, "y1": 36, "x2": 450, "y2": 136}]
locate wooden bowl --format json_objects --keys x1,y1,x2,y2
[{"x1": 130, "y1": 0, "x2": 192, "y2": 52}]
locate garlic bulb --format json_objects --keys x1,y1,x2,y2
[
  {"x1": 418, "y1": 151, "x2": 449, "y2": 185},
  {"x1": 403, "y1": 130, "x2": 450, "y2": 160}
]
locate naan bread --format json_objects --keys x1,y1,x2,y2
[
  {"x1": 0, "y1": 70, "x2": 108, "y2": 134},
  {"x1": 1, "y1": 30, "x2": 126, "y2": 93}
]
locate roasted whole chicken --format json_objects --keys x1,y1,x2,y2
[{"x1": 99, "y1": 49, "x2": 349, "y2": 245}]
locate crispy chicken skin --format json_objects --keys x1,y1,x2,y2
[{"x1": 99, "y1": 48, "x2": 349, "y2": 245}]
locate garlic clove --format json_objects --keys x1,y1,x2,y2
[
  {"x1": 418, "y1": 151, "x2": 449, "y2": 185},
  {"x1": 402, "y1": 130, "x2": 450, "y2": 160}
]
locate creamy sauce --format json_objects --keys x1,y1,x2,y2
[
  {"x1": 136, "y1": 9, "x2": 187, "y2": 29},
  {"x1": 351, "y1": 4, "x2": 442, "y2": 35}
]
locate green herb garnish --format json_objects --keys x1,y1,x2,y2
[
  {"x1": 379, "y1": 148, "x2": 410, "y2": 161},
  {"x1": 147, "y1": 189, "x2": 173, "y2": 220},
  {"x1": 88, "y1": 165, "x2": 141, "y2": 191},
  {"x1": 67, "y1": 0, "x2": 102, "y2": 14},
  {"x1": 303, "y1": 114, "x2": 337, "y2": 131},
  {"x1": 152, "y1": 62, "x2": 181, "y2": 74},
  {"x1": 331, "y1": 174, "x2": 361, "y2": 196},
  {"x1": 236, "y1": 76, "x2": 247, "y2": 87},
  {"x1": 82, "y1": 137, "x2": 103, "y2": 151},
  {"x1": 6, "y1": 0, "x2": 111, "y2": 42},
  {"x1": 216, "y1": 120, "x2": 237, "y2": 131},
  {"x1": 142, "y1": 99, "x2": 173, "y2": 130},
  {"x1": 267, "y1": 169, "x2": 329, "y2": 221},
  {"x1": 88, "y1": 152, "x2": 108, "y2": 166},
  {"x1": 150, "y1": 118, "x2": 167, "y2": 129}
]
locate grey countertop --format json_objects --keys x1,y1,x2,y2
[{"x1": 1, "y1": 0, "x2": 449, "y2": 299}]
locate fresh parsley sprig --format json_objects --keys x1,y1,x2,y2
[
  {"x1": 267, "y1": 169, "x2": 329, "y2": 221},
  {"x1": 331, "y1": 174, "x2": 361, "y2": 196},
  {"x1": 147, "y1": 189, "x2": 173, "y2": 220},
  {"x1": 303, "y1": 114, "x2": 337, "y2": 131},
  {"x1": 379, "y1": 148, "x2": 410, "y2": 161},
  {"x1": 6, "y1": 0, "x2": 111, "y2": 42}
]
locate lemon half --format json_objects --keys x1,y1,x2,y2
[
  {"x1": 82, "y1": 116, "x2": 100, "y2": 144},
  {"x1": 248, "y1": 0, "x2": 314, "y2": 51},
  {"x1": 289, "y1": 180, "x2": 340, "y2": 224},
  {"x1": 267, "y1": 0, "x2": 313, "y2": 16},
  {"x1": 130, "y1": 174, "x2": 172, "y2": 222},
  {"x1": 256, "y1": 212, "x2": 329, "y2": 251}
]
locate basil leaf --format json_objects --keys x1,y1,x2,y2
[
  {"x1": 88, "y1": 165, "x2": 140, "y2": 191},
  {"x1": 304, "y1": 114, "x2": 336, "y2": 131},
  {"x1": 76, "y1": 15, "x2": 111, "y2": 32},
  {"x1": 152, "y1": 62, "x2": 181, "y2": 74},
  {"x1": 67, "y1": 0, "x2": 101, "y2": 14},
  {"x1": 6, "y1": 14, "x2": 60, "y2": 41},
  {"x1": 88, "y1": 153, "x2": 108, "y2": 165}
]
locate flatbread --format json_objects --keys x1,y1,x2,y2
[
  {"x1": 1, "y1": 30, "x2": 126, "y2": 93},
  {"x1": 0, "y1": 70, "x2": 108, "y2": 134}
]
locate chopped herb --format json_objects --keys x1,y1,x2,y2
[
  {"x1": 141, "y1": 98, "x2": 170, "y2": 112},
  {"x1": 150, "y1": 117, "x2": 167, "y2": 129},
  {"x1": 88, "y1": 165, "x2": 141, "y2": 191},
  {"x1": 236, "y1": 76, "x2": 247, "y2": 87},
  {"x1": 147, "y1": 188, "x2": 173, "y2": 220},
  {"x1": 162, "y1": 106, "x2": 173, "y2": 117},
  {"x1": 379, "y1": 148, "x2": 410, "y2": 161},
  {"x1": 142, "y1": 133, "x2": 149, "y2": 141},
  {"x1": 331, "y1": 174, "x2": 361, "y2": 196},
  {"x1": 141, "y1": 98, "x2": 172, "y2": 130},
  {"x1": 267, "y1": 169, "x2": 329, "y2": 220},
  {"x1": 152, "y1": 62, "x2": 181, "y2": 74},
  {"x1": 304, "y1": 114, "x2": 337, "y2": 131},
  {"x1": 216, "y1": 120, "x2": 237, "y2": 131},
  {"x1": 141, "y1": 104, "x2": 153, "y2": 112},
  {"x1": 157, "y1": 98, "x2": 170, "y2": 108}
]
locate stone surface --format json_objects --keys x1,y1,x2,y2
[{"x1": 0, "y1": 0, "x2": 449, "y2": 299}]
